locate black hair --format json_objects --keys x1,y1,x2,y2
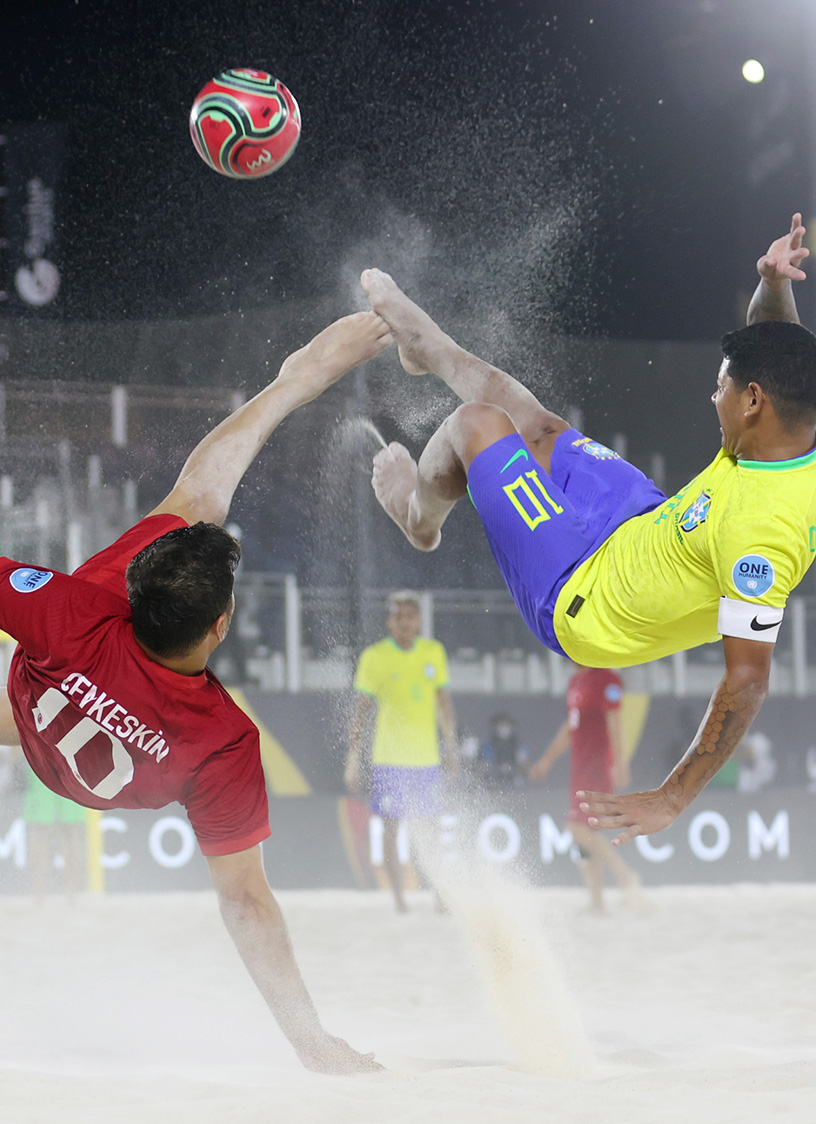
[
  {"x1": 126, "y1": 522, "x2": 241, "y2": 658},
  {"x1": 721, "y1": 320, "x2": 816, "y2": 426}
]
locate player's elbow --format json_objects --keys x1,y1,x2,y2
[
  {"x1": 722, "y1": 636, "x2": 774, "y2": 700},
  {"x1": 208, "y1": 855, "x2": 273, "y2": 925},
  {"x1": 726, "y1": 665, "x2": 770, "y2": 707}
]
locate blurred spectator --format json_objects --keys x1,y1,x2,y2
[{"x1": 478, "y1": 712, "x2": 531, "y2": 790}]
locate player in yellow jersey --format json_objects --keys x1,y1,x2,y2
[
  {"x1": 359, "y1": 213, "x2": 815, "y2": 846},
  {"x1": 346, "y1": 591, "x2": 457, "y2": 912}
]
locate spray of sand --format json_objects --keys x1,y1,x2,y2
[
  {"x1": 356, "y1": 418, "x2": 389, "y2": 450},
  {"x1": 411, "y1": 818, "x2": 594, "y2": 1080}
]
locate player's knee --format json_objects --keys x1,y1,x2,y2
[
  {"x1": 515, "y1": 411, "x2": 570, "y2": 474},
  {"x1": 448, "y1": 402, "x2": 516, "y2": 463},
  {"x1": 521, "y1": 412, "x2": 570, "y2": 445},
  {"x1": 453, "y1": 401, "x2": 514, "y2": 436}
]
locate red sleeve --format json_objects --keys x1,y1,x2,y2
[
  {"x1": 183, "y1": 726, "x2": 271, "y2": 857},
  {"x1": 0, "y1": 559, "x2": 120, "y2": 661},
  {"x1": 74, "y1": 514, "x2": 187, "y2": 599},
  {"x1": 0, "y1": 515, "x2": 188, "y2": 657}
]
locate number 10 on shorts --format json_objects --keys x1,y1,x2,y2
[{"x1": 503, "y1": 470, "x2": 564, "y2": 531}]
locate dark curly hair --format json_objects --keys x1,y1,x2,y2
[{"x1": 721, "y1": 320, "x2": 816, "y2": 426}]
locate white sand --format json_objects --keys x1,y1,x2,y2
[{"x1": 2, "y1": 882, "x2": 816, "y2": 1123}]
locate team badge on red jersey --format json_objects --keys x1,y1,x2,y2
[{"x1": 10, "y1": 567, "x2": 53, "y2": 593}]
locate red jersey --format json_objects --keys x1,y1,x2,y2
[
  {"x1": 566, "y1": 667, "x2": 623, "y2": 822},
  {"x1": 2, "y1": 515, "x2": 270, "y2": 857}
]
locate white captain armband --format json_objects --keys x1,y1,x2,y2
[{"x1": 718, "y1": 597, "x2": 784, "y2": 644}]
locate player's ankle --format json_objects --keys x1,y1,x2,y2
[{"x1": 406, "y1": 497, "x2": 442, "y2": 550}]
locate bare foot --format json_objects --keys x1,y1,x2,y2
[
  {"x1": 372, "y1": 443, "x2": 441, "y2": 551},
  {"x1": 360, "y1": 269, "x2": 457, "y2": 378},
  {"x1": 275, "y1": 311, "x2": 393, "y2": 404}
]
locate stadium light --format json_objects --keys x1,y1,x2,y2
[{"x1": 742, "y1": 59, "x2": 766, "y2": 84}]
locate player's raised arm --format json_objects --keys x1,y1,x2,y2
[
  {"x1": 747, "y1": 212, "x2": 809, "y2": 325},
  {"x1": 207, "y1": 845, "x2": 382, "y2": 1074},
  {"x1": 150, "y1": 311, "x2": 392, "y2": 527},
  {"x1": 578, "y1": 635, "x2": 773, "y2": 844}
]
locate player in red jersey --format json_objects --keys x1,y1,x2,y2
[
  {"x1": 530, "y1": 666, "x2": 641, "y2": 911},
  {"x1": 0, "y1": 309, "x2": 393, "y2": 1074}
]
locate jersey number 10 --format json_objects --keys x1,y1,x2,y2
[{"x1": 32, "y1": 687, "x2": 135, "y2": 801}]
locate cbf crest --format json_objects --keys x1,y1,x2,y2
[
  {"x1": 572, "y1": 436, "x2": 620, "y2": 461},
  {"x1": 679, "y1": 491, "x2": 710, "y2": 533}
]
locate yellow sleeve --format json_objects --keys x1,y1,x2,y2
[
  {"x1": 711, "y1": 513, "x2": 799, "y2": 610},
  {"x1": 433, "y1": 641, "x2": 450, "y2": 689},
  {"x1": 353, "y1": 644, "x2": 379, "y2": 696}
]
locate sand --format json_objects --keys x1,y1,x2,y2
[{"x1": 2, "y1": 882, "x2": 816, "y2": 1123}]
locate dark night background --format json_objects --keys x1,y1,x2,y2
[
  {"x1": 2, "y1": 0, "x2": 816, "y2": 598},
  {"x1": 2, "y1": 0, "x2": 814, "y2": 336}
]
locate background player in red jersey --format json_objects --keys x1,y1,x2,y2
[
  {"x1": 529, "y1": 665, "x2": 641, "y2": 912},
  {"x1": 0, "y1": 310, "x2": 393, "y2": 1074}
]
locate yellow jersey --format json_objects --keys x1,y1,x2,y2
[
  {"x1": 353, "y1": 636, "x2": 449, "y2": 767},
  {"x1": 553, "y1": 445, "x2": 816, "y2": 666}
]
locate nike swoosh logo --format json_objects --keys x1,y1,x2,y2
[
  {"x1": 750, "y1": 616, "x2": 782, "y2": 632},
  {"x1": 500, "y1": 448, "x2": 529, "y2": 473}
]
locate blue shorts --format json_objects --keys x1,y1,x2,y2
[
  {"x1": 466, "y1": 429, "x2": 666, "y2": 656},
  {"x1": 370, "y1": 765, "x2": 443, "y2": 819}
]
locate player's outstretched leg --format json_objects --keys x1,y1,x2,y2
[
  {"x1": 149, "y1": 311, "x2": 393, "y2": 526},
  {"x1": 372, "y1": 401, "x2": 516, "y2": 551},
  {"x1": 361, "y1": 268, "x2": 569, "y2": 471}
]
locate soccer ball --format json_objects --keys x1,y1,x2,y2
[{"x1": 189, "y1": 69, "x2": 301, "y2": 179}]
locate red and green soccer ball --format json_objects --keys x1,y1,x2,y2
[{"x1": 189, "y1": 69, "x2": 301, "y2": 179}]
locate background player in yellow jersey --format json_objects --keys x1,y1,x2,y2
[
  {"x1": 346, "y1": 590, "x2": 457, "y2": 912},
  {"x1": 359, "y1": 213, "x2": 815, "y2": 847}
]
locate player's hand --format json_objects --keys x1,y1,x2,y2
[
  {"x1": 756, "y1": 212, "x2": 809, "y2": 286},
  {"x1": 577, "y1": 786, "x2": 678, "y2": 846},
  {"x1": 343, "y1": 759, "x2": 364, "y2": 796},
  {"x1": 296, "y1": 1032, "x2": 384, "y2": 1075}
]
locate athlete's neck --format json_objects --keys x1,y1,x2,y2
[
  {"x1": 735, "y1": 425, "x2": 816, "y2": 463},
  {"x1": 134, "y1": 636, "x2": 209, "y2": 677},
  {"x1": 390, "y1": 636, "x2": 417, "y2": 651},
  {"x1": 131, "y1": 610, "x2": 229, "y2": 677}
]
